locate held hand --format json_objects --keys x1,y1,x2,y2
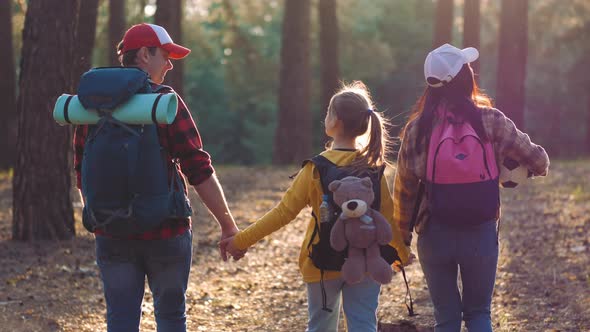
[
  {"x1": 218, "y1": 225, "x2": 240, "y2": 261},
  {"x1": 219, "y1": 236, "x2": 248, "y2": 261}
]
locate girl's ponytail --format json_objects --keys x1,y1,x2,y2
[
  {"x1": 329, "y1": 81, "x2": 394, "y2": 172},
  {"x1": 348, "y1": 108, "x2": 393, "y2": 172}
]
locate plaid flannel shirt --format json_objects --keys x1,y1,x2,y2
[
  {"x1": 393, "y1": 107, "x2": 550, "y2": 245},
  {"x1": 73, "y1": 86, "x2": 214, "y2": 240}
]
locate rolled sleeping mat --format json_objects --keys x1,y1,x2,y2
[{"x1": 53, "y1": 93, "x2": 178, "y2": 125}]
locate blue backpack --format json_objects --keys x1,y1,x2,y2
[{"x1": 78, "y1": 67, "x2": 192, "y2": 236}]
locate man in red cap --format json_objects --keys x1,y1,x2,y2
[{"x1": 73, "y1": 23, "x2": 244, "y2": 332}]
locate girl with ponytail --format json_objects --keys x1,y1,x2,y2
[{"x1": 222, "y1": 81, "x2": 410, "y2": 332}]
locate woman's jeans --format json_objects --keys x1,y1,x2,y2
[
  {"x1": 95, "y1": 230, "x2": 193, "y2": 332},
  {"x1": 418, "y1": 219, "x2": 498, "y2": 332},
  {"x1": 306, "y1": 276, "x2": 381, "y2": 332}
]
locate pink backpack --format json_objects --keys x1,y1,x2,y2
[{"x1": 426, "y1": 106, "x2": 499, "y2": 225}]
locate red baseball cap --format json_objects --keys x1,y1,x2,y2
[{"x1": 118, "y1": 23, "x2": 191, "y2": 60}]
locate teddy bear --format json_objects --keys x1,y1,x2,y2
[{"x1": 328, "y1": 176, "x2": 394, "y2": 285}]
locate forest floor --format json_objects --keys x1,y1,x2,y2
[{"x1": 0, "y1": 160, "x2": 588, "y2": 332}]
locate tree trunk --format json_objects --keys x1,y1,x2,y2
[
  {"x1": 155, "y1": 0, "x2": 184, "y2": 96},
  {"x1": 587, "y1": 92, "x2": 590, "y2": 154},
  {"x1": 109, "y1": 0, "x2": 125, "y2": 66},
  {"x1": 75, "y1": 0, "x2": 100, "y2": 81},
  {"x1": 273, "y1": 0, "x2": 311, "y2": 164},
  {"x1": 0, "y1": 0, "x2": 17, "y2": 170},
  {"x1": 496, "y1": 0, "x2": 528, "y2": 129},
  {"x1": 463, "y1": 0, "x2": 480, "y2": 76},
  {"x1": 13, "y1": 0, "x2": 79, "y2": 241},
  {"x1": 71, "y1": 0, "x2": 99, "y2": 207},
  {"x1": 433, "y1": 0, "x2": 454, "y2": 47},
  {"x1": 319, "y1": 0, "x2": 339, "y2": 143}
]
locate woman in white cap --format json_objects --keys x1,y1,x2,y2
[{"x1": 393, "y1": 44, "x2": 549, "y2": 332}]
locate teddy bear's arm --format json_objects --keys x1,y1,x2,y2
[
  {"x1": 330, "y1": 217, "x2": 348, "y2": 251},
  {"x1": 372, "y1": 210, "x2": 393, "y2": 245}
]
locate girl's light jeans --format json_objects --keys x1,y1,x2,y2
[{"x1": 306, "y1": 276, "x2": 381, "y2": 332}]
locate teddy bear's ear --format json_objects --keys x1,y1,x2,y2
[
  {"x1": 328, "y1": 180, "x2": 342, "y2": 192},
  {"x1": 361, "y1": 177, "x2": 373, "y2": 188}
]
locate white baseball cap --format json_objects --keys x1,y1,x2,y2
[{"x1": 424, "y1": 43, "x2": 479, "y2": 87}]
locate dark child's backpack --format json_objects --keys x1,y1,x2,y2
[
  {"x1": 78, "y1": 67, "x2": 192, "y2": 236},
  {"x1": 425, "y1": 109, "x2": 499, "y2": 225},
  {"x1": 298, "y1": 155, "x2": 414, "y2": 315}
]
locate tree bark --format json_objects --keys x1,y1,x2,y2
[
  {"x1": 433, "y1": 0, "x2": 454, "y2": 47},
  {"x1": 463, "y1": 0, "x2": 480, "y2": 76},
  {"x1": 13, "y1": 0, "x2": 79, "y2": 241},
  {"x1": 109, "y1": 0, "x2": 125, "y2": 66},
  {"x1": 75, "y1": 0, "x2": 100, "y2": 82},
  {"x1": 273, "y1": 0, "x2": 311, "y2": 164},
  {"x1": 587, "y1": 91, "x2": 590, "y2": 154},
  {"x1": 0, "y1": 0, "x2": 17, "y2": 170},
  {"x1": 319, "y1": 0, "x2": 340, "y2": 143},
  {"x1": 496, "y1": 0, "x2": 528, "y2": 129},
  {"x1": 155, "y1": 0, "x2": 184, "y2": 96}
]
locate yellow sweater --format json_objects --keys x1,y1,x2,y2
[{"x1": 233, "y1": 149, "x2": 410, "y2": 283}]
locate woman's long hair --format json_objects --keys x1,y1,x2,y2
[{"x1": 401, "y1": 64, "x2": 493, "y2": 153}]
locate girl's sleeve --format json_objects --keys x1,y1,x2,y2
[
  {"x1": 233, "y1": 164, "x2": 313, "y2": 250},
  {"x1": 393, "y1": 128, "x2": 421, "y2": 246},
  {"x1": 487, "y1": 108, "x2": 550, "y2": 176}
]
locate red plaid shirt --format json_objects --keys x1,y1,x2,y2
[{"x1": 73, "y1": 86, "x2": 214, "y2": 240}]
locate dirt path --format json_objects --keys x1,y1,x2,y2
[{"x1": 0, "y1": 161, "x2": 588, "y2": 331}]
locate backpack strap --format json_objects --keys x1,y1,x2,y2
[
  {"x1": 399, "y1": 265, "x2": 416, "y2": 316},
  {"x1": 151, "y1": 83, "x2": 173, "y2": 94},
  {"x1": 308, "y1": 154, "x2": 336, "y2": 195},
  {"x1": 147, "y1": 83, "x2": 178, "y2": 170}
]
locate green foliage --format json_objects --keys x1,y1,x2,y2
[
  {"x1": 338, "y1": 0, "x2": 435, "y2": 130},
  {"x1": 526, "y1": 0, "x2": 590, "y2": 156},
  {"x1": 181, "y1": 1, "x2": 281, "y2": 164},
  {"x1": 8, "y1": 0, "x2": 590, "y2": 164}
]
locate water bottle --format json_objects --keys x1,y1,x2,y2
[{"x1": 319, "y1": 194, "x2": 331, "y2": 223}]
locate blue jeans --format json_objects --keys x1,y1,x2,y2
[
  {"x1": 95, "y1": 230, "x2": 192, "y2": 332},
  {"x1": 418, "y1": 219, "x2": 498, "y2": 332},
  {"x1": 306, "y1": 276, "x2": 381, "y2": 332}
]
